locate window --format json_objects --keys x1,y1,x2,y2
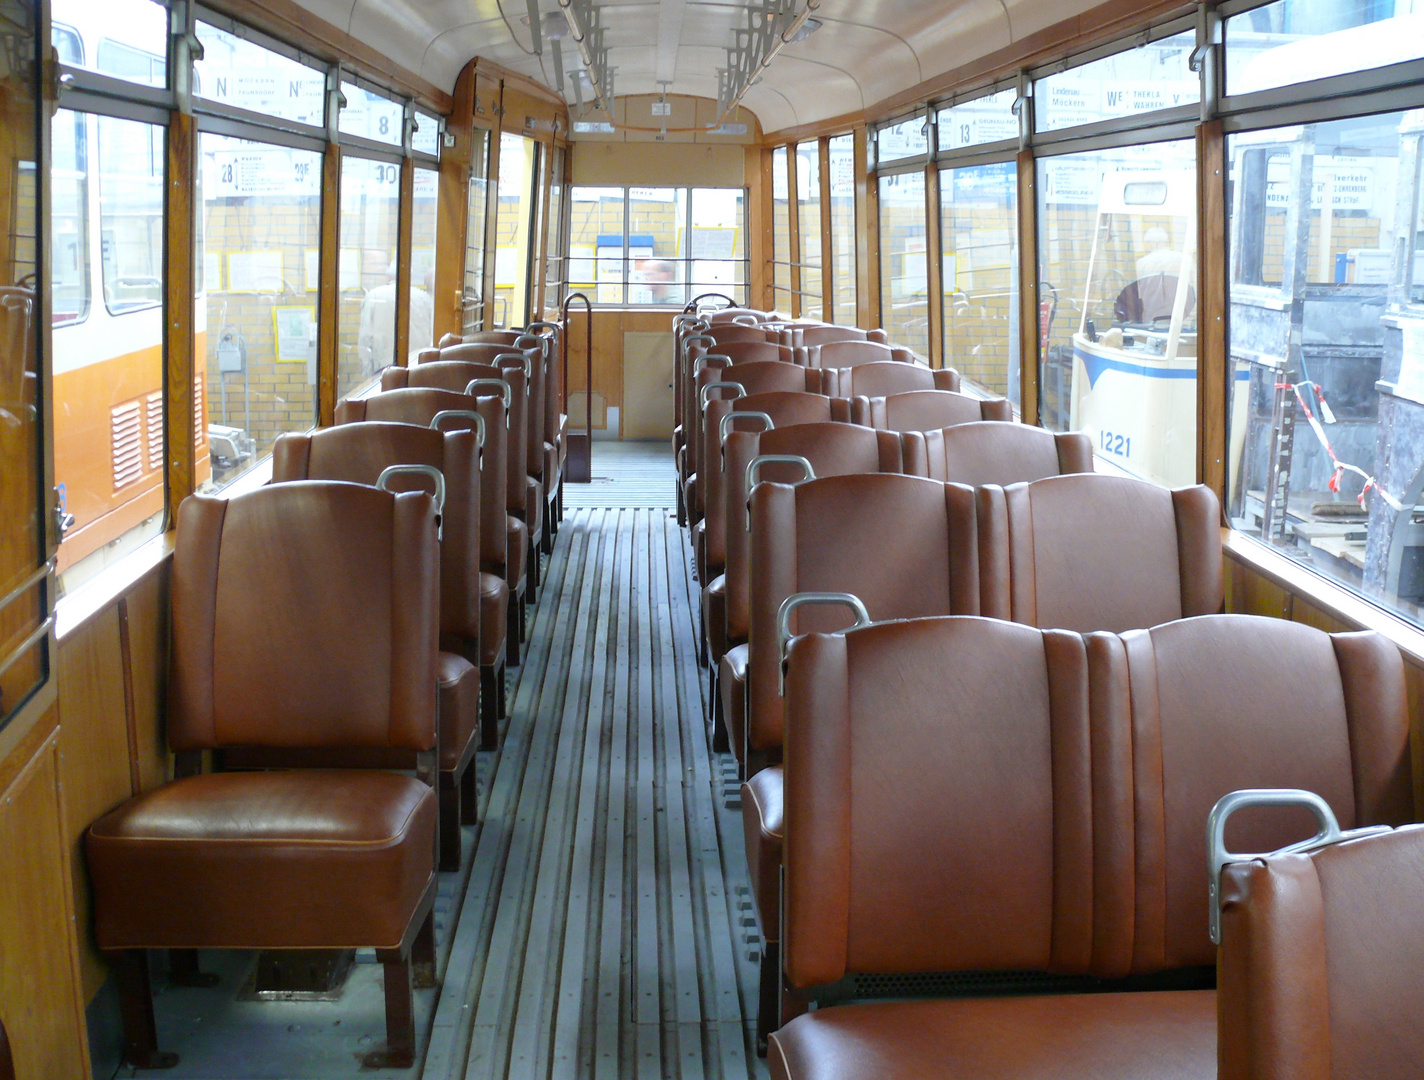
[
  {"x1": 52, "y1": 0, "x2": 167, "y2": 87},
  {"x1": 627, "y1": 188, "x2": 685, "y2": 306},
  {"x1": 198, "y1": 133, "x2": 321, "y2": 492},
  {"x1": 411, "y1": 167, "x2": 439, "y2": 355},
  {"x1": 942, "y1": 161, "x2": 1018, "y2": 398},
  {"x1": 1034, "y1": 30, "x2": 1198, "y2": 132},
  {"x1": 569, "y1": 186, "x2": 624, "y2": 304},
  {"x1": 1036, "y1": 140, "x2": 1199, "y2": 487},
  {"x1": 772, "y1": 146, "x2": 791, "y2": 310},
  {"x1": 878, "y1": 170, "x2": 929, "y2": 357},
  {"x1": 1226, "y1": 107, "x2": 1424, "y2": 628},
  {"x1": 412, "y1": 111, "x2": 442, "y2": 158},
  {"x1": 689, "y1": 188, "x2": 746, "y2": 303},
  {"x1": 495, "y1": 132, "x2": 538, "y2": 327},
  {"x1": 52, "y1": 112, "x2": 167, "y2": 589},
  {"x1": 877, "y1": 114, "x2": 929, "y2": 164},
  {"x1": 337, "y1": 155, "x2": 400, "y2": 398},
  {"x1": 0, "y1": 6, "x2": 46, "y2": 728},
  {"x1": 937, "y1": 87, "x2": 1019, "y2": 151},
  {"x1": 796, "y1": 141, "x2": 823, "y2": 318},
  {"x1": 194, "y1": 21, "x2": 326, "y2": 128},
  {"x1": 542, "y1": 145, "x2": 566, "y2": 319},
  {"x1": 463, "y1": 128, "x2": 490, "y2": 334},
  {"x1": 827, "y1": 134, "x2": 856, "y2": 323},
  {"x1": 340, "y1": 81, "x2": 403, "y2": 146},
  {"x1": 1225, "y1": 0, "x2": 1424, "y2": 96}
]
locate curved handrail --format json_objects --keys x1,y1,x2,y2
[
  {"x1": 377, "y1": 464, "x2": 446, "y2": 540},
  {"x1": 465, "y1": 378, "x2": 512, "y2": 410},
  {"x1": 430, "y1": 409, "x2": 486, "y2": 447},
  {"x1": 561, "y1": 291, "x2": 594, "y2": 481},
  {"x1": 775, "y1": 591, "x2": 871, "y2": 695}
]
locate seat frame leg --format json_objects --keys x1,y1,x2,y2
[
  {"x1": 366, "y1": 953, "x2": 416, "y2": 1069},
  {"x1": 527, "y1": 539, "x2": 541, "y2": 598},
  {"x1": 710, "y1": 666, "x2": 728, "y2": 754},
  {"x1": 438, "y1": 772, "x2": 461, "y2": 872},
  {"x1": 113, "y1": 949, "x2": 178, "y2": 1069},
  {"x1": 480, "y1": 662, "x2": 502, "y2": 749},
  {"x1": 412, "y1": 909, "x2": 436, "y2": 990},
  {"x1": 755, "y1": 940, "x2": 778, "y2": 1058},
  {"x1": 460, "y1": 759, "x2": 479, "y2": 824},
  {"x1": 167, "y1": 948, "x2": 218, "y2": 987}
]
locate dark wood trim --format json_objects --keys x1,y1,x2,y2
[
  {"x1": 164, "y1": 111, "x2": 197, "y2": 509},
  {"x1": 1015, "y1": 148, "x2": 1040, "y2": 426},
  {"x1": 786, "y1": 143, "x2": 801, "y2": 318},
  {"x1": 924, "y1": 162, "x2": 945, "y2": 369},
  {"x1": 318, "y1": 142, "x2": 341, "y2": 426},
  {"x1": 818, "y1": 136, "x2": 833, "y2": 322},
  {"x1": 394, "y1": 156, "x2": 414, "y2": 365},
  {"x1": 434, "y1": 64, "x2": 477, "y2": 342},
  {"x1": 1196, "y1": 119, "x2": 1228, "y2": 502},
  {"x1": 855, "y1": 125, "x2": 876, "y2": 330},
  {"x1": 482, "y1": 81, "x2": 504, "y2": 327}
]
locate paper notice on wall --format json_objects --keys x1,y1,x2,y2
[
  {"x1": 273, "y1": 306, "x2": 316, "y2": 362},
  {"x1": 227, "y1": 251, "x2": 284, "y2": 292}
]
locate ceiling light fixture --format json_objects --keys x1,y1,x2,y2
[{"x1": 716, "y1": 0, "x2": 821, "y2": 123}]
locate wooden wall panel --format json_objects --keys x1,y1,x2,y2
[
  {"x1": 123, "y1": 569, "x2": 169, "y2": 793},
  {"x1": 564, "y1": 310, "x2": 680, "y2": 437},
  {"x1": 56, "y1": 610, "x2": 135, "y2": 1001},
  {"x1": 0, "y1": 717, "x2": 92, "y2": 1080}
]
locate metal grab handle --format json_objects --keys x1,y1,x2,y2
[
  {"x1": 719, "y1": 409, "x2": 773, "y2": 444},
  {"x1": 495, "y1": 351, "x2": 532, "y2": 380},
  {"x1": 465, "y1": 378, "x2": 512, "y2": 410},
  {"x1": 692, "y1": 353, "x2": 732, "y2": 378},
  {"x1": 745, "y1": 454, "x2": 815, "y2": 532},
  {"x1": 514, "y1": 333, "x2": 546, "y2": 363},
  {"x1": 776, "y1": 592, "x2": 871, "y2": 696},
  {"x1": 732, "y1": 314, "x2": 759, "y2": 326},
  {"x1": 1206, "y1": 788, "x2": 1389, "y2": 944},
  {"x1": 430, "y1": 409, "x2": 486, "y2": 448},
  {"x1": 377, "y1": 464, "x2": 446, "y2": 540},
  {"x1": 682, "y1": 333, "x2": 716, "y2": 362},
  {"x1": 0, "y1": 616, "x2": 53, "y2": 682},
  {"x1": 674, "y1": 313, "x2": 703, "y2": 332},
  {"x1": 0, "y1": 556, "x2": 56, "y2": 617},
  {"x1": 526, "y1": 320, "x2": 558, "y2": 338},
  {"x1": 700, "y1": 380, "x2": 745, "y2": 410}
]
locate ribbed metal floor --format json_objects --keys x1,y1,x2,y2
[{"x1": 421, "y1": 459, "x2": 767, "y2": 1078}]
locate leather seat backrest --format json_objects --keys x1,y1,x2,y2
[
  {"x1": 747, "y1": 474, "x2": 979, "y2": 758},
  {"x1": 1093, "y1": 615, "x2": 1411, "y2": 975},
  {"x1": 169, "y1": 482, "x2": 438, "y2": 752},
  {"x1": 1218, "y1": 824, "x2": 1424, "y2": 1080},
  {"x1": 711, "y1": 339, "x2": 799, "y2": 367},
  {"x1": 829, "y1": 360, "x2": 958, "y2": 399},
  {"x1": 978, "y1": 473, "x2": 1223, "y2": 632},
  {"x1": 435, "y1": 340, "x2": 538, "y2": 368},
  {"x1": 271, "y1": 423, "x2": 481, "y2": 646},
  {"x1": 909, "y1": 421, "x2": 1094, "y2": 486},
  {"x1": 782, "y1": 618, "x2": 1094, "y2": 989},
  {"x1": 805, "y1": 339, "x2": 913, "y2": 369},
  {"x1": 382, "y1": 359, "x2": 498, "y2": 394},
  {"x1": 336, "y1": 387, "x2": 508, "y2": 574},
  {"x1": 706, "y1": 323, "x2": 772, "y2": 347},
  {"x1": 856, "y1": 388, "x2": 1010, "y2": 433},
  {"x1": 706, "y1": 307, "x2": 772, "y2": 325},
  {"x1": 799, "y1": 325, "x2": 885, "y2": 348},
  {"x1": 687, "y1": 354, "x2": 810, "y2": 491}
]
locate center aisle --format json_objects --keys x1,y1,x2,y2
[{"x1": 424, "y1": 443, "x2": 768, "y2": 1079}]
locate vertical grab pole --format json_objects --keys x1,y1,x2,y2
[{"x1": 562, "y1": 291, "x2": 594, "y2": 482}]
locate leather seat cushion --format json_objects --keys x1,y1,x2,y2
[
  {"x1": 703, "y1": 575, "x2": 727, "y2": 666},
  {"x1": 769, "y1": 991, "x2": 1216, "y2": 1080},
  {"x1": 505, "y1": 516, "x2": 527, "y2": 588},
  {"x1": 693, "y1": 520, "x2": 707, "y2": 582},
  {"x1": 524, "y1": 477, "x2": 543, "y2": 538},
  {"x1": 742, "y1": 765, "x2": 783, "y2": 943},
  {"x1": 87, "y1": 770, "x2": 436, "y2": 951},
  {"x1": 438, "y1": 652, "x2": 480, "y2": 772},
  {"x1": 544, "y1": 442, "x2": 559, "y2": 489},
  {"x1": 721, "y1": 644, "x2": 748, "y2": 764},
  {"x1": 478, "y1": 572, "x2": 509, "y2": 666}
]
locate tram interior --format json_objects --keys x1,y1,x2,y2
[{"x1": 2, "y1": 0, "x2": 1424, "y2": 1079}]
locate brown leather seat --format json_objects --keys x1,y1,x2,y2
[
  {"x1": 802, "y1": 339, "x2": 914, "y2": 370},
  {"x1": 977, "y1": 473, "x2": 1223, "y2": 630},
  {"x1": 337, "y1": 384, "x2": 524, "y2": 668},
  {"x1": 793, "y1": 324, "x2": 889, "y2": 349},
  {"x1": 852, "y1": 387, "x2": 1011, "y2": 432},
  {"x1": 822, "y1": 359, "x2": 958, "y2": 398},
  {"x1": 85, "y1": 482, "x2": 441, "y2": 1070},
  {"x1": 271, "y1": 423, "x2": 493, "y2": 861},
  {"x1": 0, "y1": 1017, "x2": 12, "y2": 1080},
  {"x1": 1218, "y1": 822, "x2": 1424, "y2": 1080},
  {"x1": 770, "y1": 613, "x2": 1410, "y2": 1077},
  {"x1": 716, "y1": 422, "x2": 904, "y2": 763},
  {"x1": 906, "y1": 420, "x2": 1093, "y2": 484}
]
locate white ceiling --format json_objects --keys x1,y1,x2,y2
[{"x1": 297, "y1": 0, "x2": 1097, "y2": 134}]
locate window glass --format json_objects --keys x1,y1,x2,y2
[
  {"x1": 878, "y1": 170, "x2": 929, "y2": 356},
  {"x1": 197, "y1": 133, "x2": 320, "y2": 491},
  {"x1": 690, "y1": 188, "x2": 746, "y2": 305},
  {"x1": 828, "y1": 133, "x2": 856, "y2": 323},
  {"x1": 569, "y1": 186, "x2": 625, "y2": 304},
  {"x1": 412, "y1": 110, "x2": 442, "y2": 157},
  {"x1": 51, "y1": 108, "x2": 89, "y2": 327},
  {"x1": 1036, "y1": 139, "x2": 1198, "y2": 486},
  {"x1": 627, "y1": 187, "x2": 686, "y2": 306},
  {"x1": 411, "y1": 166, "x2": 439, "y2": 357},
  {"x1": 193, "y1": 21, "x2": 326, "y2": 127},
  {"x1": 463, "y1": 128, "x2": 489, "y2": 334},
  {"x1": 937, "y1": 87, "x2": 1019, "y2": 151},
  {"x1": 797, "y1": 141, "x2": 822, "y2": 318},
  {"x1": 52, "y1": 23, "x2": 82, "y2": 65},
  {"x1": 772, "y1": 146, "x2": 791, "y2": 310},
  {"x1": 1035, "y1": 31, "x2": 1198, "y2": 132},
  {"x1": 52, "y1": 113, "x2": 166, "y2": 590},
  {"x1": 543, "y1": 145, "x2": 565, "y2": 319},
  {"x1": 337, "y1": 155, "x2": 400, "y2": 398},
  {"x1": 1227, "y1": 108, "x2": 1424, "y2": 628},
  {"x1": 52, "y1": 0, "x2": 167, "y2": 87},
  {"x1": 495, "y1": 131, "x2": 537, "y2": 326},
  {"x1": 942, "y1": 161, "x2": 1018, "y2": 398},
  {"x1": 1226, "y1": 0, "x2": 1424, "y2": 96},
  {"x1": 1, "y1": 3, "x2": 45, "y2": 726},
  {"x1": 877, "y1": 115, "x2": 929, "y2": 163},
  {"x1": 340, "y1": 81, "x2": 403, "y2": 146}
]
